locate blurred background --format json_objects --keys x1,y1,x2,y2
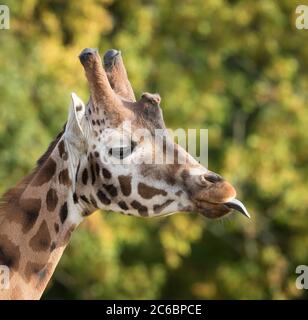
[{"x1": 1, "y1": 0, "x2": 308, "y2": 299}]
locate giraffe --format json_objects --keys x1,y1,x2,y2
[{"x1": 0, "y1": 48, "x2": 249, "y2": 300}]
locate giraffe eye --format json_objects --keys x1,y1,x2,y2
[{"x1": 109, "y1": 141, "x2": 136, "y2": 159}]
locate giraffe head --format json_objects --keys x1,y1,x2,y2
[{"x1": 64, "y1": 48, "x2": 249, "y2": 220}]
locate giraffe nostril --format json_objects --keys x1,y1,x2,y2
[{"x1": 204, "y1": 172, "x2": 223, "y2": 184}]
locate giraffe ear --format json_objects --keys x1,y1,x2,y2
[{"x1": 64, "y1": 92, "x2": 87, "y2": 151}]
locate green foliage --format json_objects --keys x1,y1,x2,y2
[{"x1": 0, "y1": 0, "x2": 307, "y2": 299}]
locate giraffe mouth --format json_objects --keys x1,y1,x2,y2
[{"x1": 195, "y1": 198, "x2": 250, "y2": 219}]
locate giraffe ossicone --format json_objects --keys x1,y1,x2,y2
[{"x1": 0, "y1": 48, "x2": 249, "y2": 300}]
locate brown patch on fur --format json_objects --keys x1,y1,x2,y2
[
  {"x1": 131, "y1": 200, "x2": 148, "y2": 217},
  {"x1": 82, "y1": 168, "x2": 88, "y2": 185},
  {"x1": 118, "y1": 201, "x2": 129, "y2": 211},
  {"x1": 103, "y1": 184, "x2": 118, "y2": 197},
  {"x1": 59, "y1": 202, "x2": 68, "y2": 224},
  {"x1": 18, "y1": 198, "x2": 42, "y2": 233},
  {"x1": 102, "y1": 168, "x2": 112, "y2": 179},
  {"x1": 90, "y1": 195, "x2": 98, "y2": 208},
  {"x1": 154, "y1": 199, "x2": 174, "y2": 214},
  {"x1": 54, "y1": 223, "x2": 59, "y2": 233},
  {"x1": 63, "y1": 224, "x2": 77, "y2": 244},
  {"x1": 58, "y1": 169, "x2": 71, "y2": 186},
  {"x1": 95, "y1": 163, "x2": 100, "y2": 177},
  {"x1": 58, "y1": 140, "x2": 65, "y2": 158},
  {"x1": 138, "y1": 183, "x2": 167, "y2": 199},
  {"x1": 139, "y1": 164, "x2": 177, "y2": 186},
  {"x1": 118, "y1": 175, "x2": 132, "y2": 196},
  {"x1": 24, "y1": 261, "x2": 46, "y2": 282},
  {"x1": 90, "y1": 163, "x2": 96, "y2": 184},
  {"x1": 32, "y1": 158, "x2": 57, "y2": 186},
  {"x1": 46, "y1": 188, "x2": 58, "y2": 212},
  {"x1": 29, "y1": 220, "x2": 51, "y2": 252},
  {"x1": 96, "y1": 190, "x2": 111, "y2": 205},
  {"x1": 50, "y1": 241, "x2": 56, "y2": 252},
  {"x1": 80, "y1": 195, "x2": 90, "y2": 204},
  {"x1": 0, "y1": 234, "x2": 21, "y2": 271}
]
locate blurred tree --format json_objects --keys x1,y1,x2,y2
[{"x1": 0, "y1": 0, "x2": 308, "y2": 299}]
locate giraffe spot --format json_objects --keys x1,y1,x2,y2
[
  {"x1": 95, "y1": 163, "x2": 100, "y2": 177},
  {"x1": 94, "y1": 151, "x2": 99, "y2": 158},
  {"x1": 102, "y1": 168, "x2": 112, "y2": 179},
  {"x1": 29, "y1": 220, "x2": 51, "y2": 252},
  {"x1": 82, "y1": 168, "x2": 88, "y2": 185},
  {"x1": 82, "y1": 209, "x2": 91, "y2": 217},
  {"x1": 118, "y1": 175, "x2": 132, "y2": 196},
  {"x1": 63, "y1": 224, "x2": 76, "y2": 244},
  {"x1": 80, "y1": 195, "x2": 90, "y2": 204},
  {"x1": 131, "y1": 200, "x2": 148, "y2": 217},
  {"x1": 32, "y1": 158, "x2": 57, "y2": 186},
  {"x1": 50, "y1": 242, "x2": 56, "y2": 252},
  {"x1": 76, "y1": 161, "x2": 81, "y2": 183},
  {"x1": 118, "y1": 201, "x2": 129, "y2": 211},
  {"x1": 97, "y1": 190, "x2": 111, "y2": 205},
  {"x1": 59, "y1": 202, "x2": 68, "y2": 224},
  {"x1": 54, "y1": 223, "x2": 59, "y2": 233},
  {"x1": 19, "y1": 198, "x2": 41, "y2": 233},
  {"x1": 90, "y1": 163, "x2": 96, "y2": 184},
  {"x1": 138, "y1": 183, "x2": 167, "y2": 199},
  {"x1": 103, "y1": 184, "x2": 118, "y2": 197},
  {"x1": 0, "y1": 235, "x2": 21, "y2": 271},
  {"x1": 154, "y1": 199, "x2": 174, "y2": 214},
  {"x1": 62, "y1": 152, "x2": 68, "y2": 161},
  {"x1": 46, "y1": 188, "x2": 58, "y2": 212},
  {"x1": 90, "y1": 195, "x2": 98, "y2": 208},
  {"x1": 73, "y1": 192, "x2": 78, "y2": 204},
  {"x1": 58, "y1": 140, "x2": 65, "y2": 156},
  {"x1": 24, "y1": 261, "x2": 46, "y2": 282},
  {"x1": 58, "y1": 169, "x2": 71, "y2": 186}
]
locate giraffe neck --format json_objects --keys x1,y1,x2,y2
[{"x1": 0, "y1": 136, "x2": 84, "y2": 300}]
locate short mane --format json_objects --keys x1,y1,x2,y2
[{"x1": 0, "y1": 125, "x2": 65, "y2": 220}]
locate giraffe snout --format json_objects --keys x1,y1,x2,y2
[
  {"x1": 194, "y1": 178, "x2": 237, "y2": 204},
  {"x1": 188, "y1": 170, "x2": 236, "y2": 204}
]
